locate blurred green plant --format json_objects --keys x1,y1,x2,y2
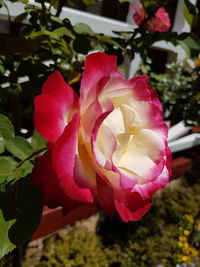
[{"x1": 139, "y1": 60, "x2": 200, "y2": 125}]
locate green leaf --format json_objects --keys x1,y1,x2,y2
[
  {"x1": 0, "y1": 210, "x2": 16, "y2": 258},
  {"x1": 8, "y1": 177, "x2": 42, "y2": 246},
  {"x1": 51, "y1": 0, "x2": 59, "y2": 9},
  {"x1": 178, "y1": 35, "x2": 200, "y2": 58},
  {"x1": 0, "y1": 157, "x2": 17, "y2": 183},
  {"x1": 73, "y1": 23, "x2": 94, "y2": 36},
  {"x1": 184, "y1": 0, "x2": 198, "y2": 15},
  {"x1": 50, "y1": 15, "x2": 63, "y2": 24},
  {"x1": 53, "y1": 27, "x2": 75, "y2": 39},
  {"x1": 9, "y1": 0, "x2": 28, "y2": 2},
  {"x1": 81, "y1": 0, "x2": 98, "y2": 5},
  {"x1": 18, "y1": 161, "x2": 34, "y2": 178},
  {"x1": 183, "y1": 2, "x2": 194, "y2": 26},
  {"x1": 0, "y1": 64, "x2": 5, "y2": 74},
  {"x1": 5, "y1": 136, "x2": 33, "y2": 160},
  {"x1": 73, "y1": 35, "x2": 91, "y2": 54},
  {"x1": 31, "y1": 130, "x2": 47, "y2": 150},
  {"x1": 97, "y1": 35, "x2": 126, "y2": 51},
  {"x1": 0, "y1": 114, "x2": 15, "y2": 140},
  {"x1": 0, "y1": 177, "x2": 42, "y2": 249},
  {"x1": 18, "y1": 0, "x2": 28, "y2": 3},
  {"x1": 28, "y1": 30, "x2": 60, "y2": 40},
  {"x1": 0, "y1": 132, "x2": 6, "y2": 153}
]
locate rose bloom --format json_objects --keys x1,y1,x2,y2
[
  {"x1": 32, "y1": 52, "x2": 171, "y2": 222},
  {"x1": 131, "y1": 0, "x2": 145, "y2": 25},
  {"x1": 131, "y1": 1, "x2": 171, "y2": 32},
  {"x1": 148, "y1": 7, "x2": 171, "y2": 32}
]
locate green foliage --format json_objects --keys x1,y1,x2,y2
[
  {"x1": 139, "y1": 61, "x2": 200, "y2": 125},
  {"x1": 31, "y1": 130, "x2": 47, "y2": 150},
  {"x1": 0, "y1": 114, "x2": 45, "y2": 258},
  {"x1": 5, "y1": 136, "x2": 33, "y2": 160},
  {"x1": 0, "y1": 157, "x2": 17, "y2": 183},
  {"x1": 179, "y1": 34, "x2": 200, "y2": 58},
  {"x1": 184, "y1": 0, "x2": 198, "y2": 16},
  {"x1": 0, "y1": 177, "x2": 42, "y2": 258},
  {"x1": 0, "y1": 210, "x2": 16, "y2": 258},
  {"x1": 24, "y1": 227, "x2": 119, "y2": 267},
  {"x1": 0, "y1": 114, "x2": 15, "y2": 140},
  {"x1": 73, "y1": 23, "x2": 94, "y2": 36}
]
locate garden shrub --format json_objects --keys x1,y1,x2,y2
[{"x1": 23, "y1": 227, "x2": 119, "y2": 267}]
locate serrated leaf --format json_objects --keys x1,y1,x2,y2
[
  {"x1": 0, "y1": 114, "x2": 14, "y2": 140},
  {"x1": 5, "y1": 136, "x2": 33, "y2": 160},
  {"x1": 31, "y1": 130, "x2": 47, "y2": 150},
  {"x1": 73, "y1": 23, "x2": 94, "y2": 36},
  {"x1": 0, "y1": 157, "x2": 17, "y2": 183},
  {"x1": 0, "y1": 210, "x2": 16, "y2": 258},
  {"x1": 18, "y1": 161, "x2": 34, "y2": 178}
]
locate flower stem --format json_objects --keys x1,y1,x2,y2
[{"x1": 16, "y1": 147, "x2": 47, "y2": 169}]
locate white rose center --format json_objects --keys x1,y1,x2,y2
[{"x1": 96, "y1": 103, "x2": 165, "y2": 183}]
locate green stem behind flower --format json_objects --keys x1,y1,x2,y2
[{"x1": 16, "y1": 147, "x2": 47, "y2": 169}]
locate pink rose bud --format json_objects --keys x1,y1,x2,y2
[
  {"x1": 131, "y1": 0, "x2": 145, "y2": 25},
  {"x1": 32, "y1": 52, "x2": 171, "y2": 222},
  {"x1": 148, "y1": 7, "x2": 171, "y2": 32},
  {"x1": 131, "y1": 1, "x2": 171, "y2": 32}
]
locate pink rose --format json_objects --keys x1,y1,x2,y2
[
  {"x1": 32, "y1": 52, "x2": 171, "y2": 222},
  {"x1": 131, "y1": 1, "x2": 171, "y2": 32},
  {"x1": 131, "y1": 0, "x2": 145, "y2": 25},
  {"x1": 148, "y1": 7, "x2": 171, "y2": 32}
]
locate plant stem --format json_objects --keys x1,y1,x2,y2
[
  {"x1": 41, "y1": 1, "x2": 47, "y2": 25},
  {"x1": 16, "y1": 147, "x2": 47, "y2": 169},
  {"x1": 56, "y1": 0, "x2": 65, "y2": 17}
]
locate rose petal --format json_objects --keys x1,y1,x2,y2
[
  {"x1": 74, "y1": 144, "x2": 97, "y2": 194},
  {"x1": 52, "y1": 113, "x2": 93, "y2": 202},
  {"x1": 114, "y1": 190, "x2": 152, "y2": 222},
  {"x1": 80, "y1": 99, "x2": 102, "y2": 143},
  {"x1": 135, "y1": 165, "x2": 170, "y2": 199},
  {"x1": 80, "y1": 52, "x2": 118, "y2": 113},
  {"x1": 97, "y1": 177, "x2": 116, "y2": 216},
  {"x1": 91, "y1": 110, "x2": 114, "y2": 168},
  {"x1": 32, "y1": 151, "x2": 81, "y2": 213},
  {"x1": 34, "y1": 71, "x2": 79, "y2": 143}
]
